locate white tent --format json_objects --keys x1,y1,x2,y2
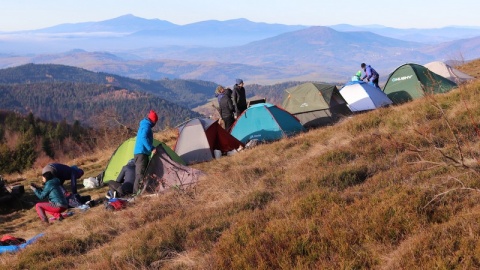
[
  {"x1": 424, "y1": 61, "x2": 474, "y2": 84},
  {"x1": 339, "y1": 82, "x2": 392, "y2": 112}
]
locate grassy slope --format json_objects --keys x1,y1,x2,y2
[{"x1": 1, "y1": 62, "x2": 480, "y2": 269}]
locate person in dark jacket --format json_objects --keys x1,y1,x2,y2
[
  {"x1": 107, "y1": 159, "x2": 135, "y2": 198},
  {"x1": 233, "y1": 79, "x2": 247, "y2": 118},
  {"x1": 215, "y1": 85, "x2": 225, "y2": 104},
  {"x1": 41, "y1": 163, "x2": 84, "y2": 195},
  {"x1": 30, "y1": 171, "x2": 69, "y2": 223},
  {"x1": 361, "y1": 63, "x2": 380, "y2": 88},
  {"x1": 133, "y1": 110, "x2": 158, "y2": 194},
  {"x1": 219, "y1": 88, "x2": 236, "y2": 131}
]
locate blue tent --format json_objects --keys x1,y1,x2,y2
[{"x1": 230, "y1": 103, "x2": 305, "y2": 144}]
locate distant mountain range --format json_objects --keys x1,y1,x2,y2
[
  {"x1": 0, "y1": 15, "x2": 479, "y2": 85},
  {"x1": 328, "y1": 24, "x2": 480, "y2": 43}
]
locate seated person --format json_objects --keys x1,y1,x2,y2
[
  {"x1": 30, "y1": 171, "x2": 69, "y2": 223},
  {"x1": 107, "y1": 159, "x2": 135, "y2": 198}
]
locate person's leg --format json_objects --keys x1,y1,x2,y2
[
  {"x1": 108, "y1": 181, "x2": 123, "y2": 197},
  {"x1": 223, "y1": 117, "x2": 234, "y2": 131},
  {"x1": 373, "y1": 78, "x2": 379, "y2": 88},
  {"x1": 133, "y1": 154, "x2": 149, "y2": 194},
  {"x1": 70, "y1": 176, "x2": 78, "y2": 194},
  {"x1": 45, "y1": 205, "x2": 67, "y2": 219},
  {"x1": 36, "y1": 202, "x2": 66, "y2": 221},
  {"x1": 35, "y1": 202, "x2": 49, "y2": 222}
]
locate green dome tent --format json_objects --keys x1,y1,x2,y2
[
  {"x1": 383, "y1": 63, "x2": 457, "y2": 104},
  {"x1": 103, "y1": 137, "x2": 184, "y2": 183},
  {"x1": 282, "y1": 82, "x2": 350, "y2": 128}
]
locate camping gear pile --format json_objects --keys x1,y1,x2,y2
[
  {"x1": 0, "y1": 175, "x2": 24, "y2": 206},
  {"x1": 0, "y1": 233, "x2": 44, "y2": 254}
]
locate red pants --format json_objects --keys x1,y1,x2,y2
[{"x1": 35, "y1": 202, "x2": 67, "y2": 222}]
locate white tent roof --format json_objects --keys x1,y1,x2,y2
[
  {"x1": 424, "y1": 61, "x2": 474, "y2": 84},
  {"x1": 339, "y1": 82, "x2": 392, "y2": 112}
]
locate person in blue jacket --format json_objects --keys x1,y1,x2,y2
[
  {"x1": 30, "y1": 171, "x2": 69, "y2": 223},
  {"x1": 107, "y1": 159, "x2": 135, "y2": 198},
  {"x1": 361, "y1": 63, "x2": 380, "y2": 88},
  {"x1": 41, "y1": 163, "x2": 84, "y2": 195},
  {"x1": 133, "y1": 110, "x2": 158, "y2": 194}
]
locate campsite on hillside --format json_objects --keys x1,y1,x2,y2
[
  {"x1": 0, "y1": 58, "x2": 479, "y2": 268},
  {"x1": 1, "y1": 3, "x2": 480, "y2": 268}
]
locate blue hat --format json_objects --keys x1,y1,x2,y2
[{"x1": 236, "y1": 79, "x2": 243, "y2": 84}]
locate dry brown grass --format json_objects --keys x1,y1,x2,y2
[{"x1": 2, "y1": 61, "x2": 480, "y2": 269}]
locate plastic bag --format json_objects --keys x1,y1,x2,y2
[{"x1": 83, "y1": 177, "x2": 99, "y2": 188}]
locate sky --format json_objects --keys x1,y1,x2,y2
[{"x1": 0, "y1": 0, "x2": 479, "y2": 31}]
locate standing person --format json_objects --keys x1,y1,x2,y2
[
  {"x1": 41, "y1": 163, "x2": 84, "y2": 195},
  {"x1": 30, "y1": 171, "x2": 69, "y2": 223},
  {"x1": 215, "y1": 85, "x2": 225, "y2": 104},
  {"x1": 361, "y1": 63, "x2": 380, "y2": 88},
  {"x1": 219, "y1": 88, "x2": 236, "y2": 131},
  {"x1": 107, "y1": 159, "x2": 135, "y2": 198},
  {"x1": 133, "y1": 110, "x2": 158, "y2": 194},
  {"x1": 233, "y1": 79, "x2": 247, "y2": 118}
]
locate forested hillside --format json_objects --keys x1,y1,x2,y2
[
  {"x1": 0, "y1": 111, "x2": 95, "y2": 174},
  {"x1": 0, "y1": 82, "x2": 200, "y2": 129},
  {"x1": 0, "y1": 63, "x2": 217, "y2": 108}
]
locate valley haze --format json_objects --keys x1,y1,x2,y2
[{"x1": 0, "y1": 14, "x2": 479, "y2": 85}]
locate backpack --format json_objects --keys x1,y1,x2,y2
[
  {"x1": 0, "y1": 235, "x2": 26, "y2": 246},
  {"x1": 104, "y1": 198, "x2": 127, "y2": 211}
]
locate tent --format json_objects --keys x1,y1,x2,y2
[
  {"x1": 230, "y1": 103, "x2": 305, "y2": 144},
  {"x1": 142, "y1": 144, "x2": 204, "y2": 194},
  {"x1": 103, "y1": 137, "x2": 184, "y2": 183},
  {"x1": 282, "y1": 83, "x2": 350, "y2": 127},
  {"x1": 174, "y1": 118, "x2": 244, "y2": 165},
  {"x1": 339, "y1": 81, "x2": 392, "y2": 112},
  {"x1": 424, "y1": 61, "x2": 474, "y2": 84},
  {"x1": 383, "y1": 63, "x2": 457, "y2": 104}
]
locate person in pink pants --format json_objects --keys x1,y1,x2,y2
[{"x1": 30, "y1": 171, "x2": 69, "y2": 223}]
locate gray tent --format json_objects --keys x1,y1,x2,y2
[
  {"x1": 174, "y1": 118, "x2": 243, "y2": 165},
  {"x1": 424, "y1": 61, "x2": 474, "y2": 84},
  {"x1": 142, "y1": 145, "x2": 204, "y2": 194}
]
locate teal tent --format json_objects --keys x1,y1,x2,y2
[{"x1": 230, "y1": 103, "x2": 305, "y2": 144}]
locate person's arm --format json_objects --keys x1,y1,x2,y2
[
  {"x1": 227, "y1": 97, "x2": 235, "y2": 114},
  {"x1": 365, "y1": 67, "x2": 373, "y2": 81},
  {"x1": 232, "y1": 88, "x2": 239, "y2": 113},
  {"x1": 33, "y1": 182, "x2": 52, "y2": 200}
]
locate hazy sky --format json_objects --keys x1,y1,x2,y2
[{"x1": 1, "y1": 0, "x2": 478, "y2": 31}]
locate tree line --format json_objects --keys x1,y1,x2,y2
[{"x1": 0, "y1": 111, "x2": 94, "y2": 174}]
